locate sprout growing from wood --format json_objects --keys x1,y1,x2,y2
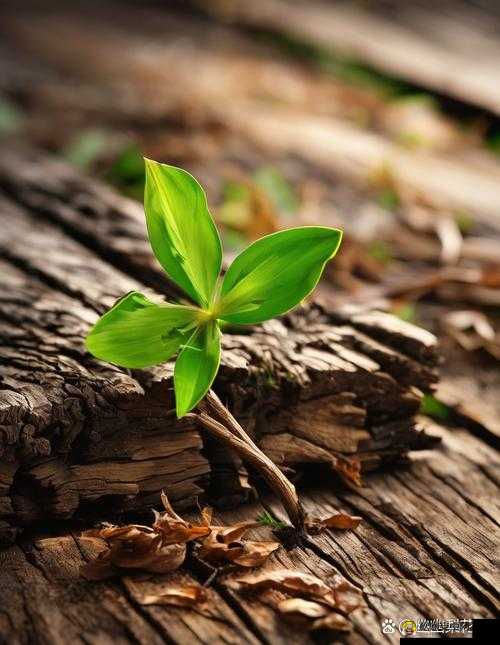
[{"x1": 85, "y1": 158, "x2": 342, "y2": 529}]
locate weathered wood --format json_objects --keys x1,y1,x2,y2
[
  {"x1": 203, "y1": 0, "x2": 500, "y2": 116},
  {"x1": 0, "y1": 536, "x2": 260, "y2": 645},
  {"x1": 0, "y1": 150, "x2": 438, "y2": 543},
  {"x1": 0, "y1": 418, "x2": 497, "y2": 644},
  {"x1": 3, "y1": 7, "x2": 500, "y2": 226}
]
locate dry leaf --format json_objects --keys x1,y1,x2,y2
[
  {"x1": 153, "y1": 491, "x2": 211, "y2": 545},
  {"x1": 230, "y1": 569, "x2": 332, "y2": 597},
  {"x1": 231, "y1": 541, "x2": 280, "y2": 567},
  {"x1": 312, "y1": 612, "x2": 352, "y2": 632},
  {"x1": 138, "y1": 584, "x2": 207, "y2": 608},
  {"x1": 82, "y1": 492, "x2": 280, "y2": 578},
  {"x1": 195, "y1": 511, "x2": 278, "y2": 567},
  {"x1": 277, "y1": 597, "x2": 329, "y2": 619},
  {"x1": 81, "y1": 525, "x2": 186, "y2": 580},
  {"x1": 333, "y1": 454, "x2": 362, "y2": 487},
  {"x1": 81, "y1": 491, "x2": 209, "y2": 579},
  {"x1": 306, "y1": 511, "x2": 362, "y2": 533},
  {"x1": 229, "y1": 568, "x2": 362, "y2": 633},
  {"x1": 197, "y1": 528, "x2": 279, "y2": 567}
]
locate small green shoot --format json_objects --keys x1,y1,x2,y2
[
  {"x1": 420, "y1": 394, "x2": 451, "y2": 421},
  {"x1": 86, "y1": 159, "x2": 342, "y2": 418},
  {"x1": 256, "y1": 510, "x2": 287, "y2": 530}
]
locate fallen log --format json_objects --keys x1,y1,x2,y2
[
  {"x1": 201, "y1": 0, "x2": 500, "y2": 117},
  {"x1": 0, "y1": 149, "x2": 439, "y2": 545},
  {"x1": 3, "y1": 7, "x2": 500, "y2": 226}
]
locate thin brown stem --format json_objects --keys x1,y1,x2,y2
[{"x1": 188, "y1": 390, "x2": 305, "y2": 530}]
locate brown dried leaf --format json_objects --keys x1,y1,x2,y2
[
  {"x1": 277, "y1": 597, "x2": 329, "y2": 619},
  {"x1": 80, "y1": 524, "x2": 186, "y2": 579},
  {"x1": 111, "y1": 540, "x2": 186, "y2": 573},
  {"x1": 231, "y1": 569, "x2": 331, "y2": 597},
  {"x1": 332, "y1": 454, "x2": 363, "y2": 487},
  {"x1": 216, "y1": 520, "x2": 261, "y2": 544},
  {"x1": 230, "y1": 568, "x2": 362, "y2": 633},
  {"x1": 312, "y1": 612, "x2": 352, "y2": 632},
  {"x1": 81, "y1": 492, "x2": 198, "y2": 579},
  {"x1": 231, "y1": 541, "x2": 280, "y2": 567},
  {"x1": 197, "y1": 534, "x2": 245, "y2": 565},
  {"x1": 138, "y1": 584, "x2": 207, "y2": 608},
  {"x1": 197, "y1": 529, "x2": 279, "y2": 567},
  {"x1": 306, "y1": 511, "x2": 362, "y2": 533},
  {"x1": 153, "y1": 491, "x2": 211, "y2": 544}
]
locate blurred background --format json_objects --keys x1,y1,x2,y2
[{"x1": 1, "y1": 0, "x2": 500, "y2": 428}]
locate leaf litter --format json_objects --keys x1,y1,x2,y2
[{"x1": 81, "y1": 492, "x2": 362, "y2": 631}]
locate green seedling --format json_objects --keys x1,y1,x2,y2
[
  {"x1": 85, "y1": 158, "x2": 342, "y2": 418},
  {"x1": 257, "y1": 510, "x2": 287, "y2": 530}
]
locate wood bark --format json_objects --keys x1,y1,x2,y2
[{"x1": 0, "y1": 149, "x2": 438, "y2": 545}]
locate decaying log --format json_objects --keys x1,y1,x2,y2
[{"x1": 0, "y1": 149, "x2": 439, "y2": 544}]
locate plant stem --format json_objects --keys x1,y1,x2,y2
[{"x1": 188, "y1": 390, "x2": 305, "y2": 530}]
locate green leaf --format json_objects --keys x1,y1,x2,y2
[
  {"x1": 144, "y1": 159, "x2": 222, "y2": 307},
  {"x1": 218, "y1": 226, "x2": 342, "y2": 324},
  {"x1": 174, "y1": 320, "x2": 221, "y2": 418},
  {"x1": 85, "y1": 291, "x2": 198, "y2": 368}
]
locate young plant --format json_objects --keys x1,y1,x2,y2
[{"x1": 85, "y1": 159, "x2": 342, "y2": 527}]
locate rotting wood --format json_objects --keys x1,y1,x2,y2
[{"x1": 0, "y1": 150, "x2": 439, "y2": 544}]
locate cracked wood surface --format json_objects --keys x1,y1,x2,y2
[
  {"x1": 0, "y1": 150, "x2": 497, "y2": 644},
  {"x1": 0, "y1": 4, "x2": 498, "y2": 641},
  {"x1": 1, "y1": 420, "x2": 498, "y2": 644}
]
